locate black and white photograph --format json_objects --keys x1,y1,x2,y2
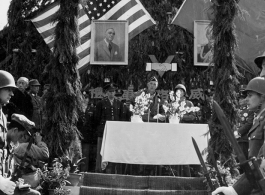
[{"x1": 90, "y1": 20, "x2": 128, "y2": 65}]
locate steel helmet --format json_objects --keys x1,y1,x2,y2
[
  {"x1": 174, "y1": 84, "x2": 186, "y2": 93},
  {"x1": 244, "y1": 76, "x2": 265, "y2": 95},
  {"x1": 0, "y1": 70, "x2": 17, "y2": 89}
]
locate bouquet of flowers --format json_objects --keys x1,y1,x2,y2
[
  {"x1": 130, "y1": 92, "x2": 152, "y2": 115},
  {"x1": 163, "y1": 96, "x2": 200, "y2": 119}
]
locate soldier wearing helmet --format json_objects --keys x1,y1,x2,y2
[
  {"x1": 0, "y1": 70, "x2": 17, "y2": 195},
  {"x1": 212, "y1": 77, "x2": 265, "y2": 195},
  {"x1": 174, "y1": 84, "x2": 195, "y2": 123},
  {"x1": 4, "y1": 76, "x2": 33, "y2": 121}
]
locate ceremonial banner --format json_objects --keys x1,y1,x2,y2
[{"x1": 31, "y1": 0, "x2": 156, "y2": 71}]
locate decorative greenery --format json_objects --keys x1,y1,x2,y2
[
  {"x1": 40, "y1": 161, "x2": 70, "y2": 190},
  {"x1": 54, "y1": 155, "x2": 86, "y2": 174},
  {"x1": 207, "y1": 0, "x2": 241, "y2": 168},
  {"x1": 42, "y1": 0, "x2": 84, "y2": 157}
]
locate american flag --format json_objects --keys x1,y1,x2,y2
[{"x1": 31, "y1": 0, "x2": 156, "y2": 72}]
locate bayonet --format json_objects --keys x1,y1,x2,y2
[
  {"x1": 208, "y1": 147, "x2": 227, "y2": 187},
  {"x1": 192, "y1": 137, "x2": 215, "y2": 191}
]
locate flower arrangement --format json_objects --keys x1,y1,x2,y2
[
  {"x1": 163, "y1": 98, "x2": 200, "y2": 119},
  {"x1": 40, "y1": 160, "x2": 70, "y2": 195},
  {"x1": 130, "y1": 92, "x2": 152, "y2": 115}
]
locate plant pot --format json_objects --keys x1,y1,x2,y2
[
  {"x1": 169, "y1": 115, "x2": 180, "y2": 124},
  {"x1": 131, "y1": 114, "x2": 143, "y2": 122},
  {"x1": 67, "y1": 173, "x2": 82, "y2": 186},
  {"x1": 63, "y1": 186, "x2": 80, "y2": 195}
]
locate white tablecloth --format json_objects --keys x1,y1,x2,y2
[{"x1": 100, "y1": 121, "x2": 209, "y2": 165}]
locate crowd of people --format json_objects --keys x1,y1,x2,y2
[
  {"x1": 1, "y1": 52, "x2": 265, "y2": 195},
  {"x1": 0, "y1": 71, "x2": 49, "y2": 195}
]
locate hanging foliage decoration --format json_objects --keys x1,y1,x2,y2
[
  {"x1": 207, "y1": 0, "x2": 241, "y2": 169},
  {"x1": 42, "y1": 0, "x2": 84, "y2": 157}
]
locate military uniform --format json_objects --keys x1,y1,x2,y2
[
  {"x1": 247, "y1": 110, "x2": 265, "y2": 158},
  {"x1": 226, "y1": 77, "x2": 265, "y2": 195},
  {"x1": 236, "y1": 105, "x2": 254, "y2": 159},
  {"x1": 0, "y1": 110, "x2": 8, "y2": 177},
  {"x1": 95, "y1": 97, "x2": 123, "y2": 137},
  {"x1": 29, "y1": 93, "x2": 42, "y2": 129},
  {"x1": 95, "y1": 94, "x2": 123, "y2": 172}
]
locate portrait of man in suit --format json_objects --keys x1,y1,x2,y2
[
  {"x1": 95, "y1": 28, "x2": 122, "y2": 62},
  {"x1": 90, "y1": 20, "x2": 128, "y2": 65}
]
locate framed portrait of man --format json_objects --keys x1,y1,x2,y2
[
  {"x1": 194, "y1": 20, "x2": 213, "y2": 66},
  {"x1": 90, "y1": 20, "x2": 129, "y2": 65}
]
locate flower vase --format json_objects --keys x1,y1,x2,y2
[
  {"x1": 169, "y1": 115, "x2": 180, "y2": 124},
  {"x1": 131, "y1": 114, "x2": 143, "y2": 122}
]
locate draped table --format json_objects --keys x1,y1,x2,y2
[{"x1": 100, "y1": 121, "x2": 209, "y2": 168}]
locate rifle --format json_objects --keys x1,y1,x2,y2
[
  {"x1": 10, "y1": 134, "x2": 34, "y2": 182},
  {"x1": 192, "y1": 137, "x2": 223, "y2": 193},
  {"x1": 212, "y1": 100, "x2": 265, "y2": 194}
]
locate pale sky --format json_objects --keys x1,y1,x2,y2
[{"x1": 0, "y1": 0, "x2": 11, "y2": 30}]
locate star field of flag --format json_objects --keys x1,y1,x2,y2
[{"x1": 84, "y1": 0, "x2": 118, "y2": 20}]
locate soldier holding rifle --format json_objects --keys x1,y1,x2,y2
[{"x1": 212, "y1": 76, "x2": 265, "y2": 195}]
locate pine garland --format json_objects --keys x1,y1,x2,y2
[
  {"x1": 207, "y1": 0, "x2": 241, "y2": 168},
  {"x1": 43, "y1": 0, "x2": 84, "y2": 157}
]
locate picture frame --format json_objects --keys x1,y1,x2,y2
[
  {"x1": 90, "y1": 20, "x2": 129, "y2": 65},
  {"x1": 194, "y1": 20, "x2": 212, "y2": 66}
]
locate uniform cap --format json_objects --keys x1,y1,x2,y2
[
  {"x1": 29, "y1": 79, "x2": 41, "y2": 86},
  {"x1": 148, "y1": 76, "x2": 158, "y2": 83},
  {"x1": 9, "y1": 114, "x2": 35, "y2": 136},
  {"x1": 115, "y1": 89, "x2": 124, "y2": 97},
  {"x1": 103, "y1": 83, "x2": 117, "y2": 92}
]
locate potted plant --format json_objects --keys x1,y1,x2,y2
[
  {"x1": 40, "y1": 160, "x2": 71, "y2": 195},
  {"x1": 54, "y1": 156, "x2": 86, "y2": 186}
]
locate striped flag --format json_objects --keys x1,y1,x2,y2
[{"x1": 31, "y1": 0, "x2": 156, "y2": 72}]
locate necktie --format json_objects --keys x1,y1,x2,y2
[{"x1": 108, "y1": 44, "x2": 112, "y2": 52}]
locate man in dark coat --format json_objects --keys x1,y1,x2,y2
[
  {"x1": 28, "y1": 79, "x2": 42, "y2": 129},
  {"x1": 3, "y1": 77, "x2": 33, "y2": 121},
  {"x1": 94, "y1": 83, "x2": 123, "y2": 173}
]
